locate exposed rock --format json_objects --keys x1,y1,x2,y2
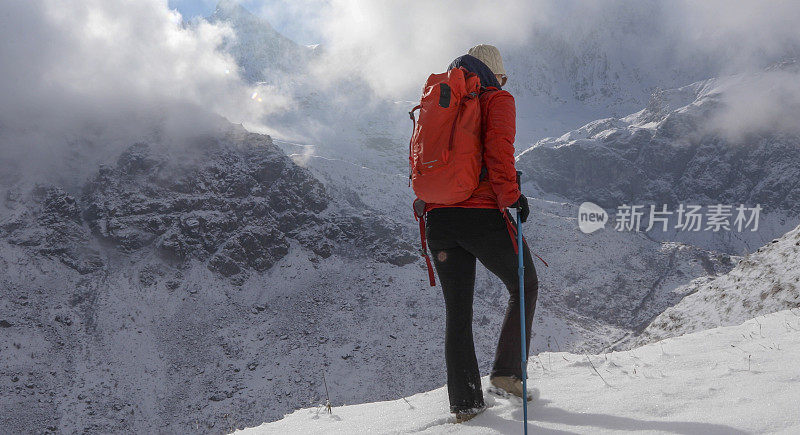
[
  {"x1": 69, "y1": 131, "x2": 415, "y2": 280},
  {"x1": 0, "y1": 185, "x2": 103, "y2": 274}
]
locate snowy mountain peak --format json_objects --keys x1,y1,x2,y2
[
  {"x1": 207, "y1": 1, "x2": 313, "y2": 82},
  {"x1": 765, "y1": 57, "x2": 799, "y2": 73},
  {"x1": 213, "y1": 0, "x2": 273, "y2": 30},
  {"x1": 515, "y1": 69, "x2": 800, "y2": 254}
]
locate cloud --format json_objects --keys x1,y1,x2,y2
[
  {"x1": 666, "y1": 0, "x2": 800, "y2": 73},
  {"x1": 706, "y1": 66, "x2": 800, "y2": 140},
  {"x1": 0, "y1": 0, "x2": 294, "y2": 186},
  {"x1": 250, "y1": 0, "x2": 326, "y2": 46},
  {"x1": 308, "y1": 0, "x2": 800, "y2": 144},
  {"x1": 3, "y1": 0, "x2": 800, "y2": 187},
  {"x1": 310, "y1": 1, "x2": 800, "y2": 95},
  {"x1": 309, "y1": 0, "x2": 543, "y2": 98}
]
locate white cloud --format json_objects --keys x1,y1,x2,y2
[
  {"x1": 707, "y1": 68, "x2": 800, "y2": 140},
  {"x1": 3, "y1": 0, "x2": 800, "y2": 186},
  {"x1": 308, "y1": 0, "x2": 800, "y2": 98},
  {"x1": 0, "y1": 0, "x2": 294, "y2": 185},
  {"x1": 310, "y1": 0, "x2": 543, "y2": 98},
  {"x1": 302, "y1": 0, "x2": 800, "y2": 142}
]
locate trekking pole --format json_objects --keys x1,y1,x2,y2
[{"x1": 516, "y1": 171, "x2": 529, "y2": 435}]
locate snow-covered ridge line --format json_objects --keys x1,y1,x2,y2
[
  {"x1": 626, "y1": 223, "x2": 800, "y2": 349},
  {"x1": 515, "y1": 67, "x2": 800, "y2": 254},
  {"x1": 239, "y1": 309, "x2": 800, "y2": 434}
]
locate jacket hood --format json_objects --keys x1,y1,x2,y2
[{"x1": 447, "y1": 54, "x2": 502, "y2": 90}]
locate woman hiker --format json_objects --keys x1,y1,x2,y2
[{"x1": 417, "y1": 44, "x2": 539, "y2": 423}]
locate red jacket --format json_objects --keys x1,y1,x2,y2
[{"x1": 426, "y1": 88, "x2": 520, "y2": 212}]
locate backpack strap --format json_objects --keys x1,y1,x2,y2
[
  {"x1": 502, "y1": 209, "x2": 520, "y2": 254},
  {"x1": 413, "y1": 199, "x2": 436, "y2": 287},
  {"x1": 408, "y1": 105, "x2": 422, "y2": 187}
]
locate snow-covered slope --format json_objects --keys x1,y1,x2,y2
[
  {"x1": 625, "y1": 223, "x2": 800, "y2": 349},
  {"x1": 6, "y1": 5, "x2": 795, "y2": 432},
  {"x1": 290, "y1": 150, "x2": 735, "y2": 339},
  {"x1": 516, "y1": 66, "x2": 800, "y2": 254},
  {"x1": 241, "y1": 308, "x2": 800, "y2": 434}
]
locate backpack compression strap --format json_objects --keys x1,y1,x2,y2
[
  {"x1": 408, "y1": 105, "x2": 421, "y2": 187},
  {"x1": 413, "y1": 204, "x2": 436, "y2": 287}
]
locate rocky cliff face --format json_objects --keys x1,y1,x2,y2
[
  {"x1": 2, "y1": 185, "x2": 103, "y2": 275},
  {"x1": 2, "y1": 129, "x2": 415, "y2": 283},
  {"x1": 0, "y1": 123, "x2": 737, "y2": 433}
]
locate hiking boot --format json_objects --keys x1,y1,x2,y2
[
  {"x1": 489, "y1": 376, "x2": 533, "y2": 401},
  {"x1": 453, "y1": 405, "x2": 485, "y2": 423},
  {"x1": 455, "y1": 412, "x2": 477, "y2": 423}
]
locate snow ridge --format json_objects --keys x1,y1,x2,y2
[
  {"x1": 240, "y1": 309, "x2": 800, "y2": 434},
  {"x1": 515, "y1": 70, "x2": 800, "y2": 253},
  {"x1": 628, "y1": 223, "x2": 800, "y2": 348}
]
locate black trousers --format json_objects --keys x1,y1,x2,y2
[{"x1": 426, "y1": 207, "x2": 538, "y2": 413}]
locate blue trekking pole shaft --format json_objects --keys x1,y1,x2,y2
[{"x1": 516, "y1": 171, "x2": 528, "y2": 434}]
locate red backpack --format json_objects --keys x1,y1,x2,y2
[{"x1": 408, "y1": 67, "x2": 483, "y2": 205}]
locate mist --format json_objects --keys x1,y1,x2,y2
[
  {"x1": 310, "y1": 0, "x2": 800, "y2": 97},
  {"x1": 271, "y1": 0, "x2": 800, "y2": 148},
  {"x1": 0, "y1": 0, "x2": 294, "y2": 187},
  {"x1": 3, "y1": 0, "x2": 800, "y2": 187},
  {"x1": 706, "y1": 66, "x2": 800, "y2": 141}
]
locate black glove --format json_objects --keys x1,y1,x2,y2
[{"x1": 510, "y1": 194, "x2": 529, "y2": 223}]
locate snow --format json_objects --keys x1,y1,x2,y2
[
  {"x1": 628, "y1": 223, "x2": 800, "y2": 348},
  {"x1": 277, "y1": 148, "x2": 736, "y2": 352},
  {"x1": 240, "y1": 309, "x2": 800, "y2": 434},
  {"x1": 4, "y1": 3, "x2": 799, "y2": 432},
  {"x1": 514, "y1": 70, "x2": 800, "y2": 255},
  {"x1": 5, "y1": 67, "x2": 793, "y2": 433}
]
